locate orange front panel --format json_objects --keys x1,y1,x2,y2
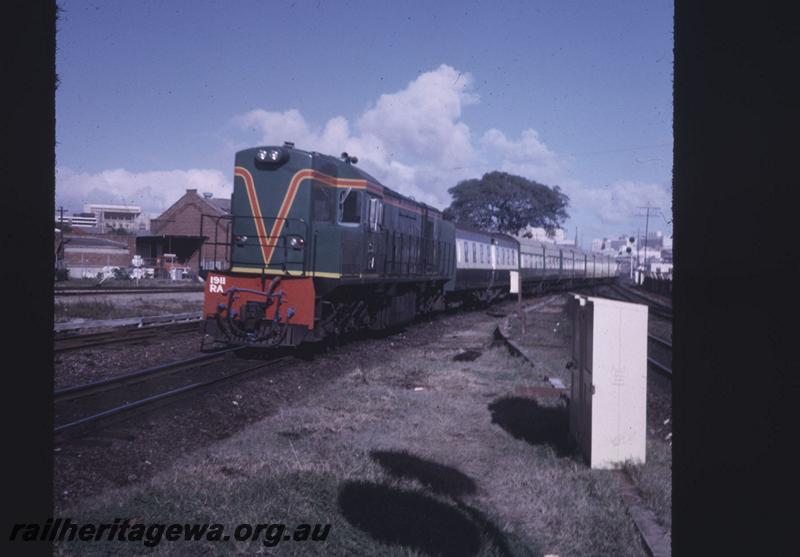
[{"x1": 203, "y1": 273, "x2": 315, "y2": 329}]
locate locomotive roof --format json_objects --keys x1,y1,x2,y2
[
  {"x1": 308, "y1": 148, "x2": 443, "y2": 216},
  {"x1": 455, "y1": 224, "x2": 519, "y2": 245},
  {"x1": 518, "y1": 236, "x2": 600, "y2": 259}
]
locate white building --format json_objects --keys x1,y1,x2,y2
[
  {"x1": 519, "y1": 225, "x2": 575, "y2": 246},
  {"x1": 83, "y1": 203, "x2": 150, "y2": 232},
  {"x1": 592, "y1": 235, "x2": 636, "y2": 256},
  {"x1": 56, "y1": 212, "x2": 98, "y2": 228}
]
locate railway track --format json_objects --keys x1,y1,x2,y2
[
  {"x1": 647, "y1": 333, "x2": 672, "y2": 377},
  {"x1": 54, "y1": 347, "x2": 291, "y2": 434},
  {"x1": 55, "y1": 287, "x2": 203, "y2": 296},
  {"x1": 606, "y1": 283, "x2": 673, "y2": 321},
  {"x1": 607, "y1": 284, "x2": 672, "y2": 376},
  {"x1": 576, "y1": 284, "x2": 672, "y2": 377},
  {"x1": 55, "y1": 320, "x2": 201, "y2": 352}
]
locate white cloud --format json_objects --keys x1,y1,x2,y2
[
  {"x1": 231, "y1": 64, "x2": 483, "y2": 208},
  {"x1": 480, "y1": 128, "x2": 575, "y2": 190},
  {"x1": 573, "y1": 180, "x2": 672, "y2": 226},
  {"x1": 230, "y1": 65, "x2": 592, "y2": 211},
  {"x1": 56, "y1": 167, "x2": 232, "y2": 216},
  {"x1": 56, "y1": 64, "x2": 670, "y2": 240}
]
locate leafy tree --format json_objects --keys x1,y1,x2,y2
[{"x1": 442, "y1": 171, "x2": 569, "y2": 235}]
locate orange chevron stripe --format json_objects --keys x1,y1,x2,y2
[
  {"x1": 263, "y1": 169, "x2": 372, "y2": 264},
  {"x1": 237, "y1": 167, "x2": 442, "y2": 267},
  {"x1": 234, "y1": 166, "x2": 270, "y2": 265}
]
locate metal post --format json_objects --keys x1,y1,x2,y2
[
  {"x1": 630, "y1": 251, "x2": 634, "y2": 281},
  {"x1": 518, "y1": 247, "x2": 525, "y2": 334},
  {"x1": 643, "y1": 206, "x2": 650, "y2": 273},
  {"x1": 58, "y1": 206, "x2": 64, "y2": 274}
]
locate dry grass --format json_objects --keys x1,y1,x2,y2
[
  {"x1": 624, "y1": 439, "x2": 672, "y2": 530},
  {"x1": 54, "y1": 299, "x2": 201, "y2": 322},
  {"x1": 55, "y1": 307, "x2": 647, "y2": 556}
]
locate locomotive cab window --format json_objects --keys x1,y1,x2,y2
[
  {"x1": 367, "y1": 197, "x2": 383, "y2": 231},
  {"x1": 338, "y1": 188, "x2": 361, "y2": 226},
  {"x1": 313, "y1": 186, "x2": 333, "y2": 222}
]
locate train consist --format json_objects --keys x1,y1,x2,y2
[{"x1": 199, "y1": 144, "x2": 617, "y2": 348}]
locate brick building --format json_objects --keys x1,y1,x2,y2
[
  {"x1": 55, "y1": 232, "x2": 135, "y2": 279},
  {"x1": 136, "y1": 189, "x2": 231, "y2": 274}
]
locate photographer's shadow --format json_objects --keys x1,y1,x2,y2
[{"x1": 338, "y1": 449, "x2": 532, "y2": 557}]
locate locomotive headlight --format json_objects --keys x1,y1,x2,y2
[
  {"x1": 288, "y1": 236, "x2": 305, "y2": 249},
  {"x1": 255, "y1": 147, "x2": 286, "y2": 164}
]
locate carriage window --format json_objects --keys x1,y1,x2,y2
[
  {"x1": 472, "y1": 242, "x2": 476, "y2": 262},
  {"x1": 338, "y1": 188, "x2": 361, "y2": 225},
  {"x1": 463, "y1": 241, "x2": 469, "y2": 263}
]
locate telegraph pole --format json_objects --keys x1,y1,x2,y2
[
  {"x1": 636, "y1": 205, "x2": 660, "y2": 267},
  {"x1": 636, "y1": 227, "x2": 641, "y2": 268},
  {"x1": 634, "y1": 205, "x2": 660, "y2": 282}
]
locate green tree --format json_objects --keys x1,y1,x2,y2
[{"x1": 442, "y1": 171, "x2": 569, "y2": 235}]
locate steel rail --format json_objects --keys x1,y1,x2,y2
[
  {"x1": 648, "y1": 334, "x2": 672, "y2": 349},
  {"x1": 54, "y1": 346, "x2": 247, "y2": 402},
  {"x1": 54, "y1": 356, "x2": 291, "y2": 434},
  {"x1": 613, "y1": 284, "x2": 673, "y2": 313},
  {"x1": 55, "y1": 321, "x2": 201, "y2": 353},
  {"x1": 605, "y1": 284, "x2": 673, "y2": 321},
  {"x1": 647, "y1": 356, "x2": 672, "y2": 377}
]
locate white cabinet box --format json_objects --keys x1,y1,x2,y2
[{"x1": 568, "y1": 294, "x2": 648, "y2": 469}]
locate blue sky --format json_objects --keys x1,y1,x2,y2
[{"x1": 56, "y1": 0, "x2": 673, "y2": 246}]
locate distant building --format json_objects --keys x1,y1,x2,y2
[
  {"x1": 640, "y1": 230, "x2": 664, "y2": 250},
  {"x1": 137, "y1": 189, "x2": 231, "y2": 274},
  {"x1": 592, "y1": 235, "x2": 636, "y2": 256},
  {"x1": 84, "y1": 203, "x2": 150, "y2": 232},
  {"x1": 55, "y1": 234, "x2": 135, "y2": 279},
  {"x1": 649, "y1": 261, "x2": 673, "y2": 275},
  {"x1": 519, "y1": 225, "x2": 575, "y2": 246},
  {"x1": 55, "y1": 212, "x2": 98, "y2": 229}
]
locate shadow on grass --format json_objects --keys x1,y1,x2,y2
[
  {"x1": 338, "y1": 481, "x2": 481, "y2": 557},
  {"x1": 370, "y1": 450, "x2": 477, "y2": 497},
  {"x1": 453, "y1": 349, "x2": 483, "y2": 362},
  {"x1": 488, "y1": 396, "x2": 573, "y2": 457},
  {"x1": 354, "y1": 450, "x2": 532, "y2": 556}
]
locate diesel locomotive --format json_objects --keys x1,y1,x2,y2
[{"x1": 199, "y1": 143, "x2": 617, "y2": 348}]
